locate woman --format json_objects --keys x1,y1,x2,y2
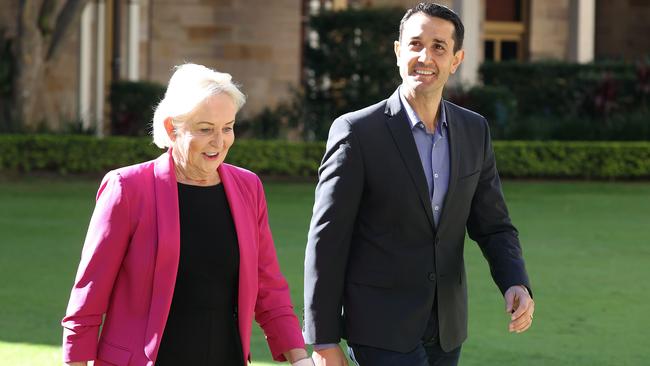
[{"x1": 62, "y1": 64, "x2": 313, "y2": 366}]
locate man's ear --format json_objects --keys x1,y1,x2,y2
[
  {"x1": 394, "y1": 40, "x2": 401, "y2": 66},
  {"x1": 450, "y1": 49, "x2": 465, "y2": 74},
  {"x1": 164, "y1": 117, "x2": 176, "y2": 142}
]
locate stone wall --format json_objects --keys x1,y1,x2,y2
[
  {"x1": 146, "y1": 0, "x2": 302, "y2": 118},
  {"x1": 528, "y1": 0, "x2": 570, "y2": 61},
  {"x1": 595, "y1": 0, "x2": 650, "y2": 61}
]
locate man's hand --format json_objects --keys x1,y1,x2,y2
[
  {"x1": 284, "y1": 347, "x2": 312, "y2": 365},
  {"x1": 312, "y1": 345, "x2": 349, "y2": 366},
  {"x1": 505, "y1": 285, "x2": 535, "y2": 333}
]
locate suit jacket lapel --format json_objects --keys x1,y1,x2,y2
[
  {"x1": 438, "y1": 100, "x2": 460, "y2": 233},
  {"x1": 384, "y1": 89, "x2": 435, "y2": 229},
  {"x1": 145, "y1": 150, "x2": 181, "y2": 362}
]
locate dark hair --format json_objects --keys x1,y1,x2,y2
[{"x1": 399, "y1": 2, "x2": 465, "y2": 53}]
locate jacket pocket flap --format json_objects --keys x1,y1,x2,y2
[
  {"x1": 97, "y1": 341, "x2": 132, "y2": 365},
  {"x1": 458, "y1": 169, "x2": 480, "y2": 180}
]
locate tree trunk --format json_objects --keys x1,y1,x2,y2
[
  {"x1": 9, "y1": 0, "x2": 90, "y2": 130},
  {"x1": 14, "y1": 1, "x2": 47, "y2": 128}
]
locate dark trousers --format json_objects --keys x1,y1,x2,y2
[{"x1": 348, "y1": 341, "x2": 461, "y2": 366}]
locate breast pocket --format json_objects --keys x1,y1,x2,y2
[
  {"x1": 458, "y1": 169, "x2": 480, "y2": 181},
  {"x1": 96, "y1": 340, "x2": 133, "y2": 366}
]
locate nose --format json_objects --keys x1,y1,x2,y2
[
  {"x1": 210, "y1": 132, "x2": 224, "y2": 149},
  {"x1": 418, "y1": 47, "x2": 432, "y2": 62}
]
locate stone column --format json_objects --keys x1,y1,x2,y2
[
  {"x1": 127, "y1": 0, "x2": 141, "y2": 80},
  {"x1": 454, "y1": 0, "x2": 481, "y2": 86},
  {"x1": 79, "y1": 2, "x2": 94, "y2": 130},
  {"x1": 568, "y1": 0, "x2": 595, "y2": 63},
  {"x1": 96, "y1": 0, "x2": 106, "y2": 137}
]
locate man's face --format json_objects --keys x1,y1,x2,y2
[{"x1": 394, "y1": 13, "x2": 464, "y2": 98}]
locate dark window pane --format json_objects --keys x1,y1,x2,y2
[
  {"x1": 501, "y1": 41, "x2": 519, "y2": 60},
  {"x1": 484, "y1": 40, "x2": 495, "y2": 60},
  {"x1": 486, "y1": 0, "x2": 522, "y2": 21}
]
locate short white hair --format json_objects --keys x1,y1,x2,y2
[{"x1": 152, "y1": 63, "x2": 246, "y2": 148}]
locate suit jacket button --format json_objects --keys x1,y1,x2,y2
[
  {"x1": 434, "y1": 238, "x2": 440, "y2": 245},
  {"x1": 428, "y1": 272, "x2": 436, "y2": 281}
]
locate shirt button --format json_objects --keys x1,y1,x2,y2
[
  {"x1": 434, "y1": 206, "x2": 440, "y2": 211},
  {"x1": 434, "y1": 173, "x2": 439, "y2": 178}
]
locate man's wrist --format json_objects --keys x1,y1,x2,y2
[
  {"x1": 312, "y1": 343, "x2": 338, "y2": 351},
  {"x1": 292, "y1": 357, "x2": 315, "y2": 366}
]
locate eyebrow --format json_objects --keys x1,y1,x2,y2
[
  {"x1": 195, "y1": 120, "x2": 236, "y2": 125},
  {"x1": 406, "y1": 36, "x2": 448, "y2": 45}
]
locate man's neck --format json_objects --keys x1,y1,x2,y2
[{"x1": 401, "y1": 88, "x2": 443, "y2": 132}]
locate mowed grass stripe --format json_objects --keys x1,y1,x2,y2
[{"x1": 1, "y1": 179, "x2": 649, "y2": 365}]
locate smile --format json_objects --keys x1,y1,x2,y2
[
  {"x1": 414, "y1": 69, "x2": 435, "y2": 75},
  {"x1": 203, "y1": 152, "x2": 220, "y2": 160}
]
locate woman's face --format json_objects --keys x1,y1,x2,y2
[{"x1": 168, "y1": 93, "x2": 237, "y2": 182}]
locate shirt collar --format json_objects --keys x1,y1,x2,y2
[{"x1": 398, "y1": 86, "x2": 448, "y2": 133}]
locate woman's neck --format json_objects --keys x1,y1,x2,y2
[{"x1": 173, "y1": 161, "x2": 220, "y2": 186}]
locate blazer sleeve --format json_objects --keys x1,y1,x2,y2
[
  {"x1": 253, "y1": 177, "x2": 305, "y2": 361},
  {"x1": 61, "y1": 172, "x2": 132, "y2": 362},
  {"x1": 303, "y1": 117, "x2": 365, "y2": 344},
  {"x1": 466, "y1": 119, "x2": 531, "y2": 295}
]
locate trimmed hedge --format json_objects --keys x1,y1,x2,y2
[
  {"x1": 0, "y1": 135, "x2": 323, "y2": 177},
  {"x1": 494, "y1": 141, "x2": 650, "y2": 179},
  {"x1": 1, "y1": 135, "x2": 649, "y2": 179}
]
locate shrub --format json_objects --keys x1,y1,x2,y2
[
  {"x1": 0, "y1": 135, "x2": 324, "y2": 177},
  {"x1": 479, "y1": 60, "x2": 643, "y2": 118},
  {"x1": 446, "y1": 85, "x2": 518, "y2": 140},
  {"x1": 109, "y1": 81, "x2": 166, "y2": 136},
  {"x1": 303, "y1": 7, "x2": 404, "y2": 140},
  {"x1": 1, "y1": 135, "x2": 649, "y2": 180},
  {"x1": 494, "y1": 141, "x2": 650, "y2": 179}
]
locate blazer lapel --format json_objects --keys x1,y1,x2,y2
[
  {"x1": 219, "y1": 164, "x2": 255, "y2": 360},
  {"x1": 144, "y1": 150, "x2": 181, "y2": 362},
  {"x1": 384, "y1": 89, "x2": 435, "y2": 229},
  {"x1": 438, "y1": 100, "x2": 460, "y2": 233}
]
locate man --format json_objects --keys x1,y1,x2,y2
[{"x1": 303, "y1": 3, "x2": 534, "y2": 366}]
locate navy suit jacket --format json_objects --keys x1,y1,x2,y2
[{"x1": 303, "y1": 89, "x2": 530, "y2": 352}]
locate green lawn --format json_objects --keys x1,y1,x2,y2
[{"x1": 1, "y1": 178, "x2": 649, "y2": 365}]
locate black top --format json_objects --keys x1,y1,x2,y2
[{"x1": 156, "y1": 183, "x2": 243, "y2": 366}]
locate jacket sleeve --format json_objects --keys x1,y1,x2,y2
[
  {"x1": 466, "y1": 119, "x2": 531, "y2": 296},
  {"x1": 61, "y1": 172, "x2": 132, "y2": 362},
  {"x1": 253, "y1": 177, "x2": 305, "y2": 361},
  {"x1": 303, "y1": 117, "x2": 365, "y2": 344}
]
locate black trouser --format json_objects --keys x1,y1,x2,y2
[{"x1": 348, "y1": 341, "x2": 461, "y2": 366}]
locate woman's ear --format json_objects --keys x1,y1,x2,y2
[{"x1": 164, "y1": 117, "x2": 176, "y2": 142}]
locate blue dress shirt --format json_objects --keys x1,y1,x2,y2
[{"x1": 399, "y1": 90, "x2": 450, "y2": 227}]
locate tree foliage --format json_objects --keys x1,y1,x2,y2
[{"x1": 302, "y1": 7, "x2": 404, "y2": 140}]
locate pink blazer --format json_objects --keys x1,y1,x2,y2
[{"x1": 62, "y1": 151, "x2": 304, "y2": 365}]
